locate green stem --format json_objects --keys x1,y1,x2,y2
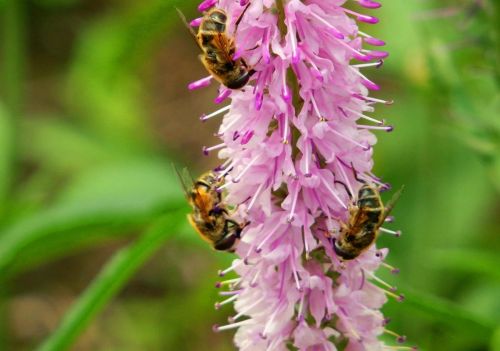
[{"x1": 36, "y1": 213, "x2": 183, "y2": 351}]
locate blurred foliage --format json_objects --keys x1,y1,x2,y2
[{"x1": 0, "y1": 0, "x2": 499, "y2": 350}]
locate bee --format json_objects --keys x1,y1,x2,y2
[
  {"x1": 177, "y1": 4, "x2": 255, "y2": 89},
  {"x1": 175, "y1": 167, "x2": 243, "y2": 251},
  {"x1": 333, "y1": 171, "x2": 404, "y2": 260}
]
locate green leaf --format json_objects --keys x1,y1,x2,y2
[
  {"x1": 429, "y1": 249, "x2": 500, "y2": 282},
  {"x1": 36, "y1": 213, "x2": 183, "y2": 351},
  {"x1": 400, "y1": 286, "x2": 496, "y2": 339},
  {"x1": 0, "y1": 159, "x2": 186, "y2": 278}
]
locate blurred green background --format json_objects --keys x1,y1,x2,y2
[{"x1": 0, "y1": 0, "x2": 498, "y2": 350}]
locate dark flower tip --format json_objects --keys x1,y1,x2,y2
[{"x1": 397, "y1": 293, "x2": 406, "y2": 302}]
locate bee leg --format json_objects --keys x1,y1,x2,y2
[{"x1": 233, "y1": 2, "x2": 252, "y2": 34}]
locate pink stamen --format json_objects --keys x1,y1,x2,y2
[
  {"x1": 198, "y1": 0, "x2": 217, "y2": 12},
  {"x1": 188, "y1": 76, "x2": 212, "y2": 90}
]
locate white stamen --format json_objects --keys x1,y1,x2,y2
[
  {"x1": 330, "y1": 128, "x2": 371, "y2": 151},
  {"x1": 310, "y1": 95, "x2": 326, "y2": 120},
  {"x1": 249, "y1": 269, "x2": 261, "y2": 287},
  {"x1": 219, "y1": 289, "x2": 242, "y2": 296},
  {"x1": 297, "y1": 292, "x2": 306, "y2": 321},
  {"x1": 287, "y1": 182, "x2": 300, "y2": 222},
  {"x1": 204, "y1": 143, "x2": 226, "y2": 154},
  {"x1": 255, "y1": 221, "x2": 283, "y2": 253},
  {"x1": 218, "y1": 260, "x2": 243, "y2": 276},
  {"x1": 366, "y1": 270, "x2": 397, "y2": 291},
  {"x1": 290, "y1": 249, "x2": 302, "y2": 291},
  {"x1": 320, "y1": 175, "x2": 348, "y2": 209},
  {"x1": 247, "y1": 181, "x2": 266, "y2": 211},
  {"x1": 215, "y1": 294, "x2": 238, "y2": 309},
  {"x1": 215, "y1": 319, "x2": 253, "y2": 331},
  {"x1": 363, "y1": 95, "x2": 394, "y2": 105},
  {"x1": 380, "y1": 227, "x2": 402, "y2": 237},
  {"x1": 232, "y1": 297, "x2": 263, "y2": 321},
  {"x1": 336, "y1": 158, "x2": 355, "y2": 197},
  {"x1": 282, "y1": 113, "x2": 289, "y2": 143},
  {"x1": 352, "y1": 62, "x2": 383, "y2": 68},
  {"x1": 219, "y1": 115, "x2": 241, "y2": 134},
  {"x1": 232, "y1": 156, "x2": 260, "y2": 183},
  {"x1": 342, "y1": 106, "x2": 384, "y2": 125},
  {"x1": 310, "y1": 11, "x2": 344, "y2": 39},
  {"x1": 350, "y1": 66, "x2": 378, "y2": 86},
  {"x1": 217, "y1": 160, "x2": 235, "y2": 180},
  {"x1": 357, "y1": 124, "x2": 393, "y2": 131},
  {"x1": 201, "y1": 105, "x2": 231, "y2": 121}
]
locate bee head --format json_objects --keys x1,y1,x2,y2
[{"x1": 333, "y1": 238, "x2": 357, "y2": 260}]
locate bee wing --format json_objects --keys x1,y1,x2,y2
[
  {"x1": 172, "y1": 164, "x2": 193, "y2": 198},
  {"x1": 382, "y1": 185, "x2": 405, "y2": 220},
  {"x1": 176, "y1": 8, "x2": 204, "y2": 51}
]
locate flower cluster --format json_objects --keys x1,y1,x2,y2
[{"x1": 189, "y1": 0, "x2": 413, "y2": 350}]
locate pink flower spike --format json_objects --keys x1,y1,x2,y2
[
  {"x1": 187, "y1": 0, "x2": 404, "y2": 349},
  {"x1": 188, "y1": 76, "x2": 212, "y2": 90},
  {"x1": 197, "y1": 0, "x2": 217, "y2": 12}
]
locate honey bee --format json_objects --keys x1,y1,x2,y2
[
  {"x1": 177, "y1": 4, "x2": 255, "y2": 89},
  {"x1": 175, "y1": 167, "x2": 243, "y2": 251},
  {"x1": 333, "y1": 171, "x2": 404, "y2": 260}
]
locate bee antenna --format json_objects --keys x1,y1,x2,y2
[
  {"x1": 176, "y1": 7, "x2": 202, "y2": 50},
  {"x1": 350, "y1": 162, "x2": 366, "y2": 184},
  {"x1": 334, "y1": 177, "x2": 352, "y2": 199},
  {"x1": 382, "y1": 185, "x2": 405, "y2": 220},
  {"x1": 172, "y1": 163, "x2": 190, "y2": 196}
]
